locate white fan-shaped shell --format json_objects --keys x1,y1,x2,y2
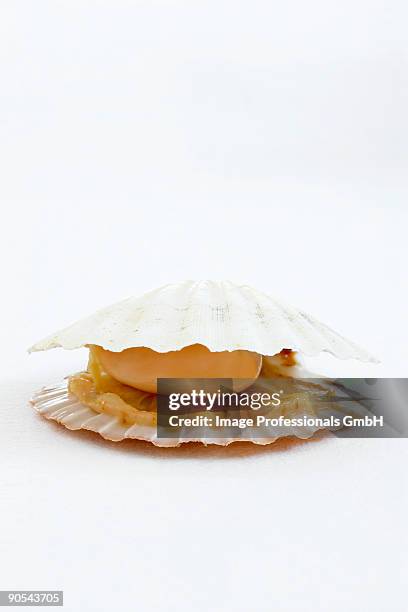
[{"x1": 29, "y1": 280, "x2": 377, "y2": 362}]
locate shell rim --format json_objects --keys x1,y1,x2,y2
[
  {"x1": 30, "y1": 380, "x2": 332, "y2": 447},
  {"x1": 28, "y1": 340, "x2": 380, "y2": 364}
]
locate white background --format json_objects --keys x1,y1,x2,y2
[{"x1": 1, "y1": 1, "x2": 407, "y2": 611}]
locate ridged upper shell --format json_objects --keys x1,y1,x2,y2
[{"x1": 29, "y1": 280, "x2": 377, "y2": 362}]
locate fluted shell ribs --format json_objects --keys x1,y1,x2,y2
[{"x1": 29, "y1": 280, "x2": 376, "y2": 361}]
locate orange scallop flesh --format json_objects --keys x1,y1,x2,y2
[{"x1": 95, "y1": 344, "x2": 263, "y2": 394}]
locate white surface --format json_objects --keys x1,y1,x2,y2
[{"x1": 1, "y1": 1, "x2": 407, "y2": 611}]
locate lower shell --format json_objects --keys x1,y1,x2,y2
[{"x1": 30, "y1": 379, "x2": 336, "y2": 447}]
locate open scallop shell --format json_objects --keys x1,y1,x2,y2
[
  {"x1": 29, "y1": 280, "x2": 376, "y2": 361},
  {"x1": 29, "y1": 280, "x2": 377, "y2": 445}
]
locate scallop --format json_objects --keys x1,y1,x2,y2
[
  {"x1": 94, "y1": 344, "x2": 263, "y2": 394},
  {"x1": 29, "y1": 280, "x2": 377, "y2": 446}
]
